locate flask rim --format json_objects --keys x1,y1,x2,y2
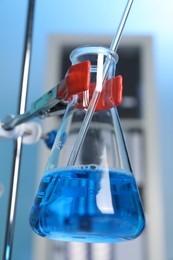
[{"x1": 70, "y1": 45, "x2": 119, "y2": 64}]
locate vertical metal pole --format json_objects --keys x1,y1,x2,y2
[{"x1": 3, "y1": 1, "x2": 35, "y2": 259}]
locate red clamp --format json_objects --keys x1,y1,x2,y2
[
  {"x1": 56, "y1": 61, "x2": 90, "y2": 101},
  {"x1": 55, "y1": 60, "x2": 123, "y2": 111},
  {"x1": 77, "y1": 75, "x2": 123, "y2": 111}
]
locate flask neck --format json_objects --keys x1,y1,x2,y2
[
  {"x1": 70, "y1": 46, "x2": 122, "y2": 111},
  {"x1": 70, "y1": 46, "x2": 118, "y2": 81}
]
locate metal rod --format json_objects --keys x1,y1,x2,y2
[
  {"x1": 3, "y1": 1, "x2": 35, "y2": 259},
  {"x1": 110, "y1": 0, "x2": 134, "y2": 52}
]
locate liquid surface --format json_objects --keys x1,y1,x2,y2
[{"x1": 29, "y1": 165, "x2": 145, "y2": 242}]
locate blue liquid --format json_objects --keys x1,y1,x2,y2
[{"x1": 29, "y1": 165, "x2": 145, "y2": 243}]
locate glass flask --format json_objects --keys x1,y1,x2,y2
[{"x1": 29, "y1": 46, "x2": 145, "y2": 243}]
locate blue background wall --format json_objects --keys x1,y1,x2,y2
[{"x1": 0, "y1": 0, "x2": 173, "y2": 259}]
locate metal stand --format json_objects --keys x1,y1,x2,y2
[{"x1": 3, "y1": 1, "x2": 35, "y2": 259}]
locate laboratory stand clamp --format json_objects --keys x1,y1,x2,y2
[
  {"x1": 1, "y1": 61, "x2": 122, "y2": 142},
  {"x1": 0, "y1": 0, "x2": 145, "y2": 260}
]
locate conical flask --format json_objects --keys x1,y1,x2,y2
[{"x1": 29, "y1": 46, "x2": 145, "y2": 243}]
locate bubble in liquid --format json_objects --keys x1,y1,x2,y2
[{"x1": 0, "y1": 182, "x2": 4, "y2": 198}]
